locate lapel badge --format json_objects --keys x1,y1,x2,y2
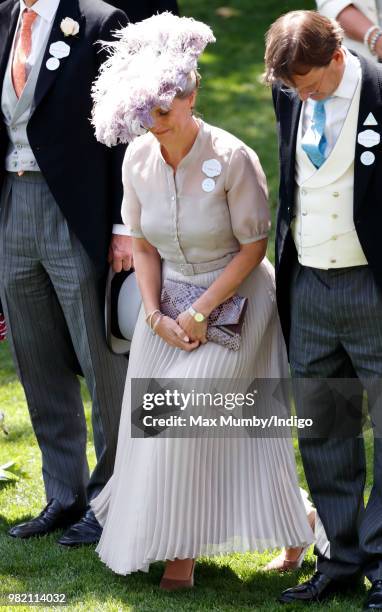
[
  {"x1": 49, "y1": 41, "x2": 71, "y2": 59},
  {"x1": 202, "y1": 178, "x2": 215, "y2": 192},
  {"x1": 357, "y1": 129, "x2": 380, "y2": 148},
  {"x1": 360, "y1": 151, "x2": 375, "y2": 166},
  {"x1": 363, "y1": 112, "x2": 378, "y2": 126},
  {"x1": 202, "y1": 159, "x2": 222, "y2": 178},
  {"x1": 46, "y1": 57, "x2": 60, "y2": 71}
]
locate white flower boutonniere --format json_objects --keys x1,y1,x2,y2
[{"x1": 60, "y1": 17, "x2": 80, "y2": 37}]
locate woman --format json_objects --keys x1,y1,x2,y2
[{"x1": 91, "y1": 13, "x2": 314, "y2": 588}]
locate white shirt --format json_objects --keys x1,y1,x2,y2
[
  {"x1": 12, "y1": 0, "x2": 60, "y2": 76},
  {"x1": 301, "y1": 49, "x2": 361, "y2": 159}
]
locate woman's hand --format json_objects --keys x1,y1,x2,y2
[
  {"x1": 154, "y1": 315, "x2": 200, "y2": 351},
  {"x1": 176, "y1": 310, "x2": 208, "y2": 344}
]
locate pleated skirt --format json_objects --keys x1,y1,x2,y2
[{"x1": 91, "y1": 257, "x2": 314, "y2": 575}]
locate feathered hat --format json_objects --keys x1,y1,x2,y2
[{"x1": 91, "y1": 12, "x2": 215, "y2": 146}]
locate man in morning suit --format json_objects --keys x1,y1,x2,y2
[
  {"x1": 0, "y1": 0, "x2": 131, "y2": 546},
  {"x1": 265, "y1": 10, "x2": 382, "y2": 610}
]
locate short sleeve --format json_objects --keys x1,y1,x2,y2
[
  {"x1": 121, "y1": 145, "x2": 144, "y2": 238},
  {"x1": 225, "y1": 146, "x2": 271, "y2": 244},
  {"x1": 316, "y1": 0, "x2": 352, "y2": 19}
]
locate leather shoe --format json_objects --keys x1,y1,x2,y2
[
  {"x1": 279, "y1": 571, "x2": 357, "y2": 604},
  {"x1": 58, "y1": 508, "x2": 102, "y2": 547},
  {"x1": 364, "y1": 580, "x2": 382, "y2": 610},
  {"x1": 8, "y1": 499, "x2": 82, "y2": 539}
]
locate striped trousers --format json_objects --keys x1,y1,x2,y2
[
  {"x1": 0, "y1": 172, "x2": 127, "y2": 510},
  {"x1": 290, "y1": 262, "x2": 382, "y2": 582}
]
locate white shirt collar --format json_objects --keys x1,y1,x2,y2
[
  {"x1": 19, "y1": 0, "x2": 60, "y2": 23},
  {"x1": 331, "y1": 47, "x2": 361, "y2": 100}
]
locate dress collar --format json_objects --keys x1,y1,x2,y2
[{"x1": 157, "y1": 118, "x2": 207, "y2": 170}]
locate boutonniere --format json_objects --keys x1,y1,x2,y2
[{"x1": 60, "y1": 17, "x2": 80, "y2": 37}]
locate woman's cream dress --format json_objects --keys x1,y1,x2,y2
[{"x1": 91, "y1": 120, "x2": 314, "y2": 575}]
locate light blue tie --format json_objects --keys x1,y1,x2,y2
[{"x1": 302, "y1": 100, "x2": 327, "y2": 169}]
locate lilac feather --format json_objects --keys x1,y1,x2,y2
[{"x1": 91, "y1": 12, "x2": 215, "y2": 146}]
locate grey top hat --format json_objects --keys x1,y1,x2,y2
[{"x1": 105, "y1": 267, "x2": 142, "y2": 354}]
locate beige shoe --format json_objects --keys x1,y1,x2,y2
[
  {"x1": 264, "y1": 509, "x2": 316, "y2": 572},
  {"x1": 159, "y1": 558, "x2": 195, "y2": 591},
  {"x1": 264, "y1": 545, "x2": 309, "y2": 572}
]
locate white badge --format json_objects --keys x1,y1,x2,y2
[
  {"x1": 202, "y1": 178, "x2": 215, "y2": 192},
  {"x1": 46, "y1": 57, "x2": 60, "y2": 71},
  {"x1": 357, "y1": 129, "x2": 380, "y2": 148},
  {"x1": 363, "y1": 112, "x2": 378, "y2": 127},
  {"x1": 49, "y1": 41, "x2": 71, "y2": 59},
  {"x1": 202, "y1": 159, "x2": 222, "y2": 178},
  {"x1": 360, "y1": 151, "x2": 375, "y2": 166}
]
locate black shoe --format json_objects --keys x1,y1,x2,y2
[
  {"x1": 57, "y1": 508, "x2": 102, "y2": 547},
  {"x1": 8, "y1": 499, "x2": 82, "y2": 539},
  {"x1": 279, "y1": 571, "x2": 356, "y2": 604},
  {"x1": 364, "y1": 580, "x2": 382, "y2": 610}
]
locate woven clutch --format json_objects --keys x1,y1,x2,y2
[{"x1": 160, "y1": 278, "x2": 248, "y2": 351}]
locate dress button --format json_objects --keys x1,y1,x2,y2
[
  {"x1": 332, "y1": 192, "x2": 340, "y2": 197},
  {"x1": 332, "y1": 213, "x2": 338, "y2": 219}
]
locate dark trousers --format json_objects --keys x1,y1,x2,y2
[
  {"x1": 0, "y1": 173, "x2": 127, "y2": 510},
  {"x1": 290, "y1": 262, "x2": 382, "y2": 582}
]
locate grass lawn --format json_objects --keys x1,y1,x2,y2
[{"x1": 0, "y1": 0, "x2": 375, "y2": 610}]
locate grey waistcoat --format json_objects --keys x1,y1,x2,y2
[{"x1": 1, "y1": 27, "x2": 50, "y2": 173}]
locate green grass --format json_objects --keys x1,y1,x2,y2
[{"x1": 0, "y1": 0, "x2": 376, "y2": 610}]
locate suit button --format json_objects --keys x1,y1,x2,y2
[
  {"x1": 301, "y1": 188, "x2": 307, "y2": 195},
  {"x1": 330, "y1": 258, "x2": 337, "y2": 264},
  {"x1": 302, "y1": 211, "x2": 307, "y2": 216},
  {"x1": 332, "y1": 192, "x2": 340, "y2": 197},
  {"x1": 331, "y1": 235, "x2": 338, "y2": 240},
  {"x1": 332, "y1": 213, "x2": 338, "y2": 219}
]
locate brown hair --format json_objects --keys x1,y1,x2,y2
[{"x1": 263, "y1": 10, "x2": 343, "y2": 85}]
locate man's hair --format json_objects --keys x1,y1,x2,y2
[{"x1": 263, "y1": 10, "x2": 344, "y2": 85}]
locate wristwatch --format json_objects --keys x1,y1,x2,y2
[{"x1": 187, "y1": 306, "x2": 206, "y2": 323}]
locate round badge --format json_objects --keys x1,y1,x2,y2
[
  {"x1": 357, "y1": 129, "x2": 380, "y2": 148},
  {"x1": 360, "y1": 151, "x2": 375, "y2": 166},
  {"x1": 46, "y1": 57, "x2": 60, "y2": 71},
  {"x1": 202, "y1": 178, "x2": 215, "y2": 192},
  {"x1": 202, "y1": 159, "x2": 222, "y2": 178}
]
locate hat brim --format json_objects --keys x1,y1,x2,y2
[{"x1": 105, "y1": 267, "x2": 142, "y2": 355}]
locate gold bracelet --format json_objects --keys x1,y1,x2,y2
[
  {"x1": 145, "y1": 308, "x2": 160, "y2": 323},
  {"x1": 152, "y1": 313, "x2": 163, "y2": 334},
  {"x1": 147, "y1": 309, "x2": 162, "y2": 333}
]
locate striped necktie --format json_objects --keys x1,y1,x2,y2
[{"x1": 12, "y1": 9, "x2": 38, "y2": 99}]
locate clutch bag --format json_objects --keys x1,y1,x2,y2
[{"x1": 160, "y1": 278, "x2": 248, "y2": 351}]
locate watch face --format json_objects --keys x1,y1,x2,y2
[{"x1": 195, "y1": 313, "x2": 205, "y2": 323}]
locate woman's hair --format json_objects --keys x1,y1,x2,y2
[
  {"x1": 263, "y1": 10, "x2": 344, "y2": 85},
  {"x1": 176, "y1": 70, "x2": 201, "y2": 99}
]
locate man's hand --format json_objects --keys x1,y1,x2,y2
[{"x1": 108, "y1": 234, "x2": 133, "y2": 272}]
